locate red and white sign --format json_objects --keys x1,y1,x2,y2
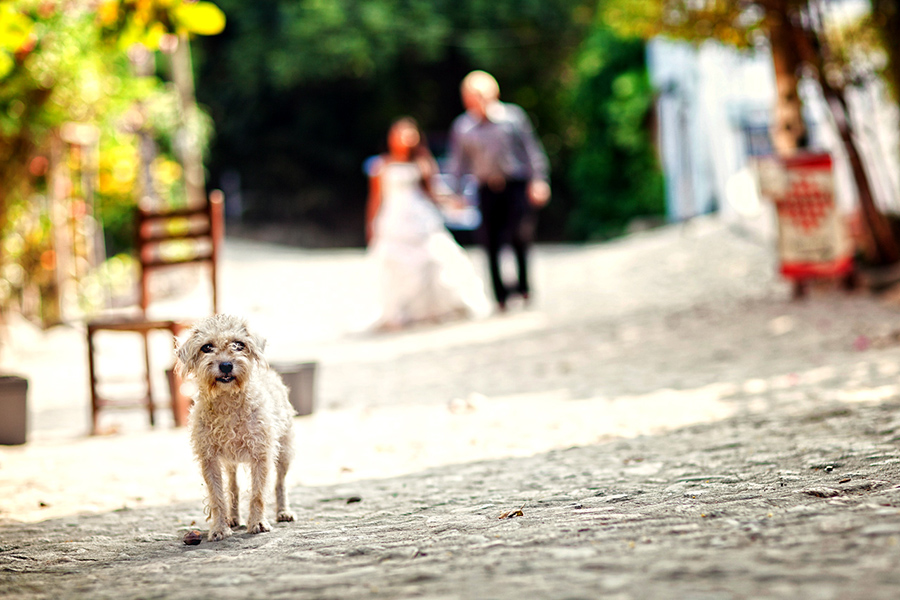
[{"x1": 763, "y1": 153, "x2": 853, "y2": 280}]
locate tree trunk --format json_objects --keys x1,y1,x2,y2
[
  {"x1": 821, "y1": 85, "x2": 900, "y2": 264},
  {"x1": 798, "y1": 1, "x2": 900, "y2": 265},
  {"x1": 765, "y1": 0, "x2": 808, "y2": 155}
]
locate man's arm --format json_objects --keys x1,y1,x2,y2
[
  {"x1": 511, "y1": 105, "x2": 551, "y2": 206},
  {"x1": 445, "y1": 115, "x2": 471, "y2": 194},
  {"x1": 510, "y1": 105, "x2": 549, "y2": 182}
]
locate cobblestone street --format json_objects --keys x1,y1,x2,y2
[{"x1": 3, "y1": 217, "x2": 900, "y2": 599}]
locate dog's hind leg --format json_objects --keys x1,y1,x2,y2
[
  {"x1": 201, "y1": 456, "x2": 233, "y2": 541},
  {"x1": 246, "y1": 455, "x2": 272, "y2": 534},
  {"x1": 226, "y1": 462, "x2": 240, "y2": 528},
  {"x1": 275, "y1": 435, "x2": 296, "y2": 522}
]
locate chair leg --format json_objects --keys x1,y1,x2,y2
[
  {"x1": 141, "y1": 331, "x2": 155, "y2": 427},
  {"x1": 169, "y1": 323, "x2": 191, "y2": 427},
  {"x1": 86, "y1": 327, "x2": 101, "y2": 435},
  {"x1": 169, "y1": 369, "x2": 191, "y2": 427}
]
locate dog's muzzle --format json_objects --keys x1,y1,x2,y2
[{"x1": 216, "y1": 362, "x2": 235, "y2": 384}]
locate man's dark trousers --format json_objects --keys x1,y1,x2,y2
[{"x1": 477, "y1": 179, "x2": 535, "y2": 307}]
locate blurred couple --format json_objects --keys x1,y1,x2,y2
[{"x1": 366, "y1": 71, "x2": 550, "y2": 330}]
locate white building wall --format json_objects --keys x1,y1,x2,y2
[{"x1": 648, "y1": 36, "x2": 900, "y2": 247}]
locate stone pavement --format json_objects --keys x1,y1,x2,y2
[
  {"x1": 5, "y1": 399, "x2": 900, "y2": 599},
  {"x1": 4, "y1": 217, "x2": 900, "y2": 598}
]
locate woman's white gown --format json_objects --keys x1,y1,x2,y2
[{"x1": 369, "y1": 161, "x2": 490, "y2": 327}]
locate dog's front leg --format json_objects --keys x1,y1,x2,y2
[
  {"x1": 246, "y1": 455, "x2": 271, "y2": 534},
  {"x1": 275, "y1": 438, "x2": 295, "y2": 522},
  {"x1": 226, "y1": 462, "x2": 240, "y2": 528},
  {"x1": 201, "y1": 455, "x2": 233, "y2": 541}
]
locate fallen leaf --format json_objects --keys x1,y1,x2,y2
[
  {"x1": 799, "y1": 487, "x2": 841, "y2": 498},
  {"x1": 183, "y1": 530, "x2": 203, "y2": 545},
  {"x1": 499, "y1": 505, "x2": 525, "y2": 519}
]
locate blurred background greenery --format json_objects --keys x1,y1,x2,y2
[{"x1": 191, "y1": 0, "x2": 664, "y2": 245}]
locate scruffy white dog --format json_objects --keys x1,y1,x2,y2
[{"x1": 176, "y1": 314, "x2": 296, "y2": 541}]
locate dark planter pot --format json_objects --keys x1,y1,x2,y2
[
  {"x1": 0, "y1": 375, "x2": 28, "y2": 445},
  {"x1": 272, "y1": 362, "x2": 318, "y2": 416}
]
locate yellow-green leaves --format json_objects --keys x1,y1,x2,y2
[
  {"x1": 99, "y1": 0, "x2": 225, "y2": 51},
  {"x1": 0, "y1": 4, "x2": 31, "y2": 51},
  {"x1": 172, "y1": 1, "x2": 225, "y2": 37},
  {"x1": 0, "y1": 3, "x2": 34, "y2": 79}
]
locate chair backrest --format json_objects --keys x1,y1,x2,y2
[{"x1": 136, "y1": 190, "x2": 224, "y2": 314}]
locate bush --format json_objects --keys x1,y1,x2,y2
[{"x1": 565, "y1": 27, "x2": 665, "y2": 240}]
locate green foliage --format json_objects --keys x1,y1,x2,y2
[
  {"x1": 564, "y1": 25, "x2": 665, "y2": 240},
  {"x1": 0, "y1": 1, "x2": 223, "y2": 322},
  {"x1": 268, "y1": 0, "x2": 450, "y2": 85},
  {"x1": 193, "y1": 0, "x2": 606, "y2": 241},
  {"x1": 601, "y1": 0, "x2": 767, "y2": 48}
]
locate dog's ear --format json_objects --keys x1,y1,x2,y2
[
  {"x1": 243, "y1": 327, "x2": 267, "y2": 366},
  {"x1": 175, "y1": 329, "x2": 199, "y2": 377}
]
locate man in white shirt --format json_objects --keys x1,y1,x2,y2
[{"x1": 447, "y1": 70, "x2": 551, "y2": 311}]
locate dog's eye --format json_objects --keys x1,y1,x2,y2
[
  {"x1": 201, "y1": 344, "x2": 214, "y2": 354},
  {"x1": 231, "y1": 341, "x2": 245, "y2": 351}
]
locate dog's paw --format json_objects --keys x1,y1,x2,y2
[
  {"x1": 227, "y1": 517, "x2": 240, "y2": 528},
  {"x1": 208, "y1": 525, "x2": 233, "y2": 542},
  {"x1": 276, "y1": 510, "x2": 296, "y2": 523},
  {"x1": 247, "y1": 519, "x2": 271, "y2": 534}
]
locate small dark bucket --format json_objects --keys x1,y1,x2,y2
[
  {"x1": 0, "y1": 375, "x2": 29, "y2": 445},
  {"x1": 272, "y1": 362, "x2": 318, "y2": 416}
]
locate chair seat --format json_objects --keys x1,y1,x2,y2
[
  {"x1": 92, "y1": 398, "x2": 161, "y2": 410},
  {"x1": 86, "y1": 316, "x2": 194, "y2": 434},
  {"x1": 87, "y1": 317, "x2": 187, "y2": 334}
]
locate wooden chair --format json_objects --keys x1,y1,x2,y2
[{"x1": 86, "y1": 191, "x2": 224, "y2": 435}]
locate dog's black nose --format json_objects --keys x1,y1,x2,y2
[{"x1": 219, "y1": 362, "x2": 233, "y2": 374}]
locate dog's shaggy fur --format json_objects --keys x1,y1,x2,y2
[{"x1": 176, "y1": 314, "x2": 296, "y2": 541}]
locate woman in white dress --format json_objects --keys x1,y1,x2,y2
[{"x1": 366, "y1": 117, "x2": 490, "y2": 330}]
